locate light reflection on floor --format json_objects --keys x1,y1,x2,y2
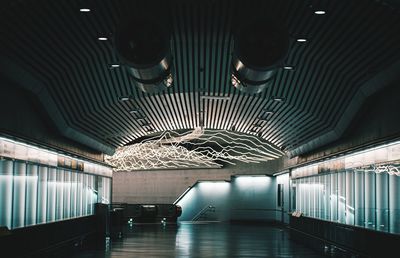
[{"x1": 74, "y1": 222, "x2": 324, "y2": 257}]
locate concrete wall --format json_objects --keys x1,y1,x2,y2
[
  {"x1": 112, "y1": 160, "x2": 280, "y2": 204},
  {"x1": 112, "y1": 168, "x2": 233, "y2": 204}
]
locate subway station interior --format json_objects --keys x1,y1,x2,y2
[{"x1": 1, "y1": 0, "x2": 400, "y2": 257}]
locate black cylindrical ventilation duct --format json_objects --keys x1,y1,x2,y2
[
  {"x1": 232, "y1": 19, "x2": 289, "y2": 94},
  {"x1": 116, "y1": 19, "x2": 173, "y2": 93}
]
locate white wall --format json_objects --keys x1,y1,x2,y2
[
  {"x1": 230, "y1": 176, "x2": 276, "y2": 221},
  {"x1": 176, "y1": 175, "x2": 278, "y2": 222},
  {"x1": 178, "y1": 181, "x2": 231, "y2": 221}
]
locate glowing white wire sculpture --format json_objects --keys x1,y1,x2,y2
[
  {"x1": 105, "y1": 128, "x2": 284, "y2": 171},
  {"x1": 374, "y1": 165, "x2": 400, "y2": 176}
]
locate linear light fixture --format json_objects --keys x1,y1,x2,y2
[
  {"x1": 272, "y1": 97, "x2": 285, "y2": 102},
  {"x1": 119, "y1": 96, "x2": 130, "y2": 101},
  {"x1": 79, "y1": 8, "x2": 91, "y2": 12},
  {"x1": 314, "y1": 10, "x2": 326, "y2": 15},
  {"x1": 98, "y1": 37, "x2": 108, "y2": 41},
  {"x1": 283, "y1": 66, "x2": 294, "y2": 70},
  {"x1": 232, "y1": 174, "x2": 269, "y2": 178},
  {"x1": 200, "y1": 95, "x2": 231, "y2": 101},
  {"x1": 296, "y1": 38, "x2": 307, "y2": 42}
]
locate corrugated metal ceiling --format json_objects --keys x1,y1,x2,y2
[{"x1": 0, "y1": 0, "x2": 399, "y2": 156}]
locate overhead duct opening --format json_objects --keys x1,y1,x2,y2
[
  {"x1": 232, "y1": 19, "x2": 289, "y2": 94},
  {"x1": 116, "y1": 17, "x2": 173, "y2": 93}
]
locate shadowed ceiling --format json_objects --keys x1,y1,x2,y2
[{"x1": 0, "y1": 0, "x2": 399, "y2": 157}]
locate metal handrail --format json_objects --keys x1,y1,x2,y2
[{"x1": 192, "y1": 205, "x2": 216, "y2": 221}]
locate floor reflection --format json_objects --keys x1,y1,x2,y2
[{"x1": 75, "y1": 222, "x2": 324, "y2": 257}]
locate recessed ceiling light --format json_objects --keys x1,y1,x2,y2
[
  {"x1": 80, "y1": 8, "x2": 91, "y2": 12},
  {"x1": 272, "y1": 97, "x2": 285, "y2": 102},
  {"x1": 110, "y1": 64, "x2": 120, "y2": 68},
  {"x1": 98, "y1": 37, "x2": 108, "y2": 41},
  {"x1": 283, "y1": 66, "x2": 294, "y2": 70},
  {"x1": 119, "y1": 96, "x2": 130, "y2": 101},
  {"x1": 297, "y1": 38, "x2": 307, "y2": 42},
  {"x1": 314, "y1": 10, "x2": 326, "y2": 15}
]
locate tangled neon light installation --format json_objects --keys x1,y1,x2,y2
[{"x1": 105, "y1": 128, "x2": 284, "y2": 171}]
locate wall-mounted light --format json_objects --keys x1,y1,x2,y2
[
  {"x1": 314, "y1": 10, "x2": 326, "y2": 15},
  {"x1": 296, "y1": 38, "x2": 307, "y2": 42},
  {"x1": 79, "y1": 8, "x2": 91, "y2": 12},
  {"x1": 98, "y1": 37, "x2": 108, "y2": 41}
]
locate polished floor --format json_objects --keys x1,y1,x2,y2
[{"x1": 75, "y1": 222, "x2": 325, "y2": 258}]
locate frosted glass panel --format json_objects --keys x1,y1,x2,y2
[
  {"x1": 55, "y1": 169, "x2": 64, "y2": 221},
  {"x1": 70, "y1": 172, "x2": 77, "y2": 217},
  {"x1": 389, "y1": 174, "x2": 400, "y2": 233},
  {"x1": 330, "y1": 173, "x2": 338, "y2": 222},
  {"x1": 63, "y1": 171, "x2": 71, "y2": 218},
  {"x1": 47, "y1": 168, "x2": 57, "y2": 222},
  {"x1": 322, "y1": 174, "x2": 330, "y2": 220},
  {"x1": 345, "y1": 170, "x2": 354, "y2": 225},
  {"x1": 82, "y1": 174, "x2": 88, "y2": 215},
  {"x1": 0, "y1": 156, "x2": 111, "y2": 230},
  {"x1": 25, "y1": 164, "x2": 38, "y2": 226},
  {"x1": 338, "y1": 172, "x2": 346, "y2": 224},
  {"x1": 376, "y1": 173, "x2": 388, "y2": 232},
  {"x1": 76, "y1": 173, "x2": 83, "y2": 217},
  {"x1": 354, "y1": 170, "x2": 364, "y2": 227},
  {"x1": 12, "y1": 161, "x2": 26, "y2": 228},
  {"x1": 37, "y1": 166, "x2": 48, "y2": 224},
  {"x1": 293, "y1": 164, "x2": 400, "y2": 234},
  {"x1": 0, "y1": 160, "x2": 13, "y2": 228},
  {"x1": 365, "y1": 170, "x2": 375, "y2": 230}
]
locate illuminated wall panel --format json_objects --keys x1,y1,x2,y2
[
  {"x1": 12, "y1": 161, "x2": 27, "y2": 228},
  {"x1": 25, "y1": 164, "x2": 38, "y2": 226},
  {"x1": 293, "y1": 169, "x2": 400, "y2": 234},
  {"x1": 364, "y1": 170, "x2": 375, "y2": 229},
  {"x1": 231, "y1": 176, "x2": 276, "y2": 221},
  {"x1": 178, "y1": 181, "x2": 231, "y2": 221},
  {"x1": 37, "y1": 166, "x2": 48, "y2": 224},
  {"x1": 0, "y1": 160, "x2": 13, "y2": 229},
  {"x1": 55, "y1": 169, "x2": 65, "y2": 221},
  {"x1": 0, "y1": 137, "x2": 112, "y2": 230},
  {"x1": 47, "y1": 167, "x2": 57, "y2": 223},
  {"x1": 70, "y1": 172, "x2": 77, "y2": 218},
  {"x1": 0, "y1": 161, "x2": 112, "y2": 230},
  {"x1": 376, "y1": 173, "x2": 389, "y2": 232},
  {"x1": 389, "y1": 175, "x2": 400, "y2": 233}
]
